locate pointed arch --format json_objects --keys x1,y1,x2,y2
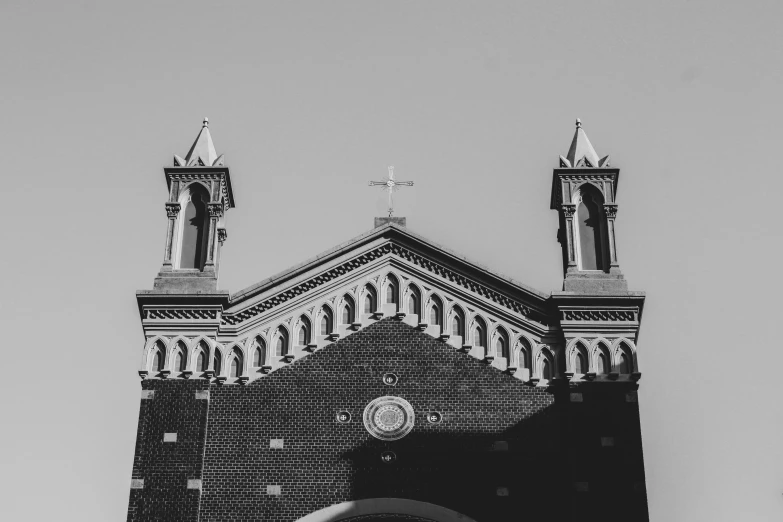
[
  {"x1": 319, "y1": 305, "x2": 333, "y2": 336},
  {"x1": 572, "y1": 340, "x2": 589, "y2": 374},
  {"x1": 516, "y1": 336, "x2": 533, "y2": 371},
  {"x1": 617, "y1": 340, "x2": 635, "y2": 373},
  {"x1": 229, "y1": 348, "x2": 243, "y2": 378},
  {"x1": 451, "y1": 305, "x2": 466, "y2": 338},
  {"x1": 142, "y1": 336, "x2": 168, "y2": 370},
  {"x1": 213, "y1": 346, "x2": 223, "y2": 376},
  {"x1": 150, "y1": 340, "x2": 166, "y2": 372},
  {"x1": 298, "y1": 315, "x2": 312, "y2": 346},
  {"x1": 592, "y1": 339, "x2": 611, "y2": 375},
  {"x1": 537, "y1": 346, "x2": 555, "y2": 380},
  {"x1": 611, "y1": 338, "x2": 638, "y2": 373},
  {"x1": 176, "y1": 183, "x2": 210, "y2": 270},
  {"x1": 385, "y1": 273, "x2": 399, "y2": 311},
  {"x1": 173, "y1": 340, "x2": 188, "y2": 372},
  {"x1": 406, "y1": 284, "x2": 422, "y2": 317},
  {"x1": 341, "y1": 294, "x2": 355, "y2": 324},
  {"x1": 494, "y1": 326, "x2": 510, "y2": 359},
  {"x1": 573, "y1": 184, "x2": 607, "y2": 271},
  {"x1": 429, "y1": 294, "x2": 444, "y2": 333},
  {"x1": 472, "y1": 315, "x2": 487, "y2": 348},
  {"x1": 275, "y1": 326, "x2": 290, "y2": 357},
  {"x1": 194, "y1": 339, "x2": 210, "y2": 372},
  {"x1": 166, "y1": 335, "x2": 190, "y2": 368},
  {"x1": 363, "y1": 284, "x2": 377, "y2": 315},
  {"x1": 252, "y1": 336, "x2": 267, "y2": 367}
]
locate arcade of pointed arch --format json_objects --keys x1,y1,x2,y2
[
  {"x1": 139, "y1": 267, "x2": 636, "y2": 385},
  {"x1": 563, "y1": 336, "x2": 639, "y2": 381}
]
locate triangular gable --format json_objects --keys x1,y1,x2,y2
[{"x1": 223, "y1": 223, "x2": 549, "y2": 329}]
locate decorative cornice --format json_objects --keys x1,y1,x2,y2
[
  {"x1": 144, "y1": 309, "x2": 219, "y2": 320},
  {"x1": 555, "y1": 173, "x2": 617, "y2": 181},
  {"x1": 561, "y1": 310, "x2": 635, "y2": 322},
  {"x1": 167, "y1": 173, "x2": 231, "y2": 212},
  {"x1": 165, "y1": 203, "x2": 181, "y2": 218},
  {"x1": 221, "y1": 243, "x2": 545, "y2": 327}
]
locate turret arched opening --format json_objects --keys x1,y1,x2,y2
[
  {"x1": 574, "y1": 184, "x2": 607, "y2": 271},
  {"x1": 176, "y1": 183, "x2": 210, "y2": 270}
]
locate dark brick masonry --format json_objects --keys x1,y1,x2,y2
[{"x1": 128, "y1": 318, "x2": 647, "y2": 522}]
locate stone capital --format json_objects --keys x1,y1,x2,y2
[
  {"x1": 562, "y1": 204, "x2": 576, "y2": 218},
  {"x1": 604, "y1": 204, "x2": 618, "y2": 218},
  {"x1": 207, "y1": 202, "x2": 224, "y2": 218},
  {"x1": 165, "y1": 202, "x2": 181, "y2": 218},
  {"x1": 217, "y1": 228, "x2": 228, "y2": 244}
]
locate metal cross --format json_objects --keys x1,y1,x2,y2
[{"x1": 368, "y1": 166, "x2": 414, "y2": 217}]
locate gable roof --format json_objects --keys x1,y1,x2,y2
[
  {"x1": 231, "y1": 222, "x2": 548, "y2": 303},
  {"x1": 226, "y1": 222, "x2": 549, "y2": 324}
]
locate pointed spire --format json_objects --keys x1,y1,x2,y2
[
  {"x1": 560, "y1": 118, "x2": 609, "y2": 168},
  {"x1": 174, "y1": 117, "x2": 221, "y2": 166}
]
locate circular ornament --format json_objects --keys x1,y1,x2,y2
[
  {"x1": 382, "y1": 373, "x2": 398, "y2": 386},
  {"x1": 426, "y1": 411, "x2": 443, "y2": 424},
  {"x1": 336, "y1": 411, "x2": 351, "y2": 424},
  {"x1": 380, "y1": 450, "x2": 397, "y2": 463},
  {"x1": 363, "y1": 396, "x2": 415, "y2": 441}
]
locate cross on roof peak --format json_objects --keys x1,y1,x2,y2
[{"x1": 368, "y1": 165, "x2": 414, "y2": 217}]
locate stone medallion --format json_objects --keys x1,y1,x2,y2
[{"x1": 362, "y1": 396, "x2": 415, "y2": 441}]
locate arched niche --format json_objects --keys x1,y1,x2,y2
[
  {"x1": 252, "y1": 337, "x2": 266, "y2": 367},
  {"x1": 341, "y1": 295, "x2": 355, "y2": 324},
  {"x1": 298, "y1": 316, "x2": 312, "y2": 345},
  {"x1": 517, "y1": 337, "x2": 533, "y2": 371},
  {"x1": 195, "y1": 340, "x2": 209, "y2": 372},
  {"x1": 472, "y1": 316, "x2": 486, "y2": 348},
  {"x1": 429, "y1": 294, "x2": 443, "y2": 333},
  {"x1": 150, "y1": 340, "x2": 166, "y2": 372},
  {"x1": 363, "y1": 285, "x2": 377, "y2": 315},
  {"x1": 275, "y1": 327, "x2": 289, "y2": 357},
  {"x1": 173, "y1": 341, "x2": 187, "y2": 372},
  {"x1": 385, "y1": 274, "x2": 399, "y2": 311},
  {"x1": 320, "y1": 306, "x2": 333, "y2": 336},
  {"x1": 213, "y1": 347, "x2": 223, "y2": 375},
  {"x1": 451, "y1": 306, "x2": 465, "y2": 338},
  {"x1": 229, "y1": 348, "x2": 243, "y2": 378},
  {"x1": 406, "y1": 285, "x2": 421, "y2": 316},
  {"x1": 573, "y1": 341, "x2": 589, "y2": 374},
  {"x1": 574, "y1": 185, "x2": 607, "y2": 271},
  {"x1": 176, "y1": 183, "x2": 210, "y2": 270},
  {"x1": 495, "y1": 327, "x2": 509, "y2": 359}
]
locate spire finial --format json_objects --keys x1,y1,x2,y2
[
  {"x1": 576, "y1": 118, "x2": 582, "y2": 128},
  {"x1": 203, "y1": 117, "x2": 209, "y2": 128}
]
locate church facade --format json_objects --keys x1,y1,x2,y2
[{"x1": 128, "y1": 119, "x2": 648, "y2": 522}]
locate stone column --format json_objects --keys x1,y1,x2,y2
[
  {"x1": 562, "y1": 204, "x2": 577, "y2": 270},
  {"x1": 604, "y1": 204, "x2": 619, "y2": 268},
  {"x1": 205, "y1": 203, "x2": 223, "y2": 269},
  {"x1": 163, "y1": 203, "x2": 181, "y2": 267}
]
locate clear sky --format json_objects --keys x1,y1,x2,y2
[{"x1": 1, "y1": 1, "x2": 781, "y2": 520}]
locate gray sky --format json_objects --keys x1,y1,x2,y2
[{"x1": 1, "y1": 1, "x2": 781, "y2": 520}]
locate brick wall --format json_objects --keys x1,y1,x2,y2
[
  {"x1": 127, "y1": 379, "x2": 210, "y2": 522},
  {"x1": 128, "y1": 318, "x2": 647, "y2": 522}
]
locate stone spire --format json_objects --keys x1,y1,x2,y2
[
  {"x1": 560, "y1": 119, "x2": 610, "y2": 168},
  {"x1": 173, "y1": 117, "x2": 225, "y2": 167}
]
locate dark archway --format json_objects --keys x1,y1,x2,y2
[
  {"x1": 178, "y1": 185, "x2": 209, "y2": 269},
  {"x1": 576, "y1": 186, "x2": 605, "y2": 271},
  {"x1": 294, "y1": 499, "x2": 476, "y2": 522}
]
